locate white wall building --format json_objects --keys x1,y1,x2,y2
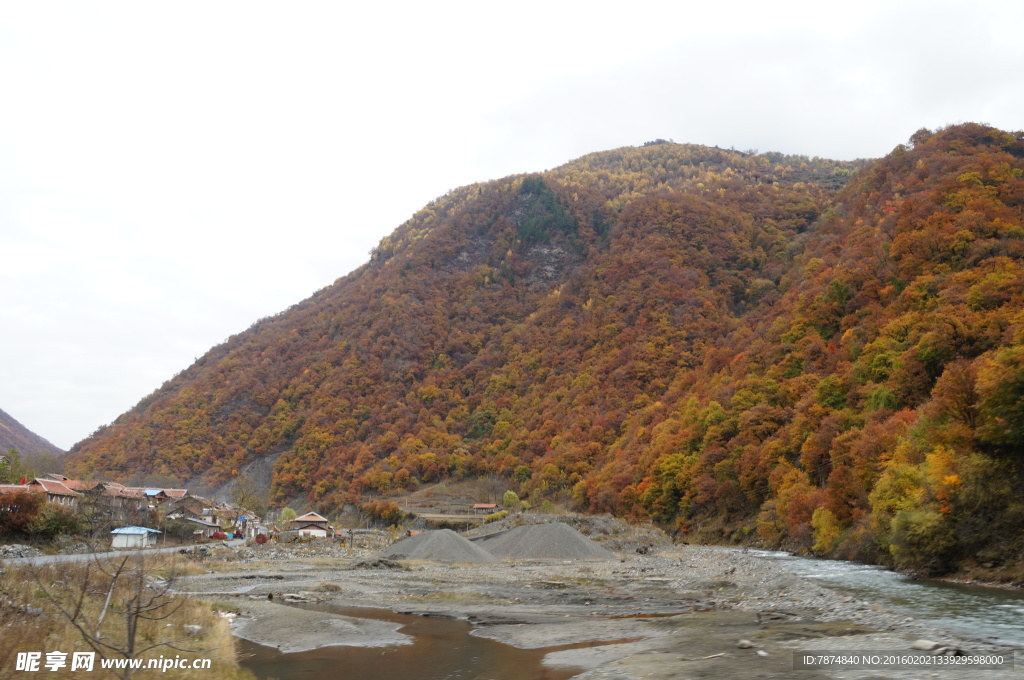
[{"x1": 110, "y1": 526, "x2": 162, "y2": 548}]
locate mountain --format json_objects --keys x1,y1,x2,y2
[
  {"x1": 0, "y1": 408, "x2": 65, "y2": 482},
  {"x1": 68, "y1": 124, "x2": 1024, "y2": 577},
  {"x1": 0, "y1": 408, "x2": 64, "y2": 458}
]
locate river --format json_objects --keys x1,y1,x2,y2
[
  {"x1": 236, "y1": 552, "x2": 1023, "y2": 679},
  {"x1": 753, "y1": 550, "x2": 1024, "y2": 648},
  {"x1": 237, "y1": 605, "x2": 583, "y2": 680}
]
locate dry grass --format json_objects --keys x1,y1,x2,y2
[
  {"x1": 313, "y1": 582, "x2": 342, "y2": 592},
  {"x1": 202, "y1": 559, "x2": 272, "y2": 574},
  {"x1": 0, "y1": 553, "x2": 255, "y2": 679},
  {"x1": 201, "y1": 551, "x2": 357, "y2": 573}
]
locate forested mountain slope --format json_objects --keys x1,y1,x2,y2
[
  {"x1": 0, "y1": 408, "x2": 64, "y2": 457},
  {"x1": 607, "y1": 124, "x2": 1024, "y2": 575},
  {"x1": 68, "y1": 124, "x2": 1024, "y2": 576}
]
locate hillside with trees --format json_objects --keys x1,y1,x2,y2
[
  {"x1": 67, "y1": 124, "x2": 1024, "y2": 578},
  {"x1": 0, "y1": 408, "x2": 64, "y2": 458},
  {"x1": 0, "y1": 408, "x2": 65, "y2": 481}
]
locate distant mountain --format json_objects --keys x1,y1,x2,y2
[
  {"x1": 0, "y1": 408, "x2": 64, "y2": 457},
  {"x1": 68, "y1": 124, "x2": 1024, "y2": 577}
]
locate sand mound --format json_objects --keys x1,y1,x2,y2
[
  {"x1": 473, "y1": 522, "x2": 616, "y2": 560},
  {"x1": 381, "y1": 529, "x2": 498, "y2": 563}
]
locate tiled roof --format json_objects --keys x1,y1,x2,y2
[
  {"x1": 171, "y1": 495, "x2": 216, "y2": 510},
  {"x1": 12, "y1": 477, "x2": 199, "y2": 505},
  {"x1": 124, "y1": 487, "x2": 185, "y2": 498},
  {"x1": 185, "y1": 517, "x2": 220, "y2": 528},
  {"x1": 62, "y1": 480, "x2": 102, "y2": 491},
  {"x1": 103, "y1": 486, "x2": 145, "y2": 499},
  {"x1": 293, "y1": 512, "x2": 329, "y2": 523},
  {"x1": 123, "y1": 488, "x2": 166, "y2": 499},
  {"x1": 31, "y1": 478, "x2": 78, "y2": 496}
]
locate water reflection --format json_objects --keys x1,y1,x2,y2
[{"x1": 237, "y1": 605, "x2": 581, "y2": 680}]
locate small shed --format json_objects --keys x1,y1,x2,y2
[
  {"x1": 185, "y1": 517, "x2": 221, "y2": 538},
  {"x1": 110, "y1": 526, "x2": 162, "y2": 549}
]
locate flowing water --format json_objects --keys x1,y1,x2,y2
[
  {"x1": 236, "y1": 605, "x2": 583, "y2": 680},
  {"x1": 753, "y1": 550, "x2": 1024, "y2": 647}
]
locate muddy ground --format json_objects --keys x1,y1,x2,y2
[{"x1": 174, "y1": 540, "x2": 1021, "y2": 680}]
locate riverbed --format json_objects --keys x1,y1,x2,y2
[
  {"x1": 237, "y1": 605, "x2": 582, "y2": 680},
  {"x1": 176, "y1": 542, "x2": 1023, "y2": 679}
]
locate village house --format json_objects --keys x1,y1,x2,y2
[
  {"x1": 184, "y1": 517, "x2": 222, "y2": 538},
  {"x1": 213, "y1": 503, "x2": 238, "y2": 525},
  {"x1": 164, "y1": 495, "x2": 221, "y2": 522},
  {"x1": 110, "y1": 526, "x2": 162, "y2": 549},
  {"x1": 41, "y1": 475, "x2": 147, "y2": 514},
  {"x1": 5, "y1": 472, "x2": 259, "y2": 542},
  {"x1": 134, "y1": 489, "x2": 170, "y2": 507},
  {"x1": 231, "y1": 510, "x2": 262, "y2": 538},
  {"x1": 71, "y1": 482, "x2": 146, "y2": 522},
  {"x1": 124, "y1": 487, "x2": 189, "y2": 507},
  {"x1": 164, "y1": 495, "x2": 262, "y2": 537},
  {"x1": 100, "y1": 483, "x2": 147, "y2": 511},
  {"x1": 289, "y1": 511, "x2": 330, "y2": 538},
  {"x1": 28, "y1": 478, "x2": 79, "y2": 507}
]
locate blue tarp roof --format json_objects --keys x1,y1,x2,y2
[{"x1": 110, "y1": 526, "x2": 162, "y2": 535}]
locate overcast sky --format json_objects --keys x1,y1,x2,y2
[{"x1": 2, "y1": 1, "x2": 1022, "y2": 450}]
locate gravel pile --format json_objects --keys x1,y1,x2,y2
[
  {"x1": 467, "y1": 513, "x2": 671, "y2": 554},
  {"x1": 473, "y1": 522, "x2": 616, "y2": 560},
  {"x1": 0, "y1": 544, "x2": 43, "y2": 559},
  {"x1": 382, "y1": 529, "x2": 498, "y2": 563}
]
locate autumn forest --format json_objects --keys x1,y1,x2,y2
[{"x1": 67, "y1": 124, "x2": 1024, "y2": 577}]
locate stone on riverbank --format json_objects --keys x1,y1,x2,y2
[{"x1": 230, "y1": 600, "x2": 410, "y2": 652}]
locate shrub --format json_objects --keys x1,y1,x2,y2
[
  {"x1": 811, "y1": 507, "x2": 842, "y2": 554},
  {"x1": 889, "y1": 508, "x2": 956, "y2": 575},
  {"x1": 28, "y1": 503, "x2": 82, "y2": 539},
  {"x1": 866, "y1": 387, "x2": 899, "y2": 411},
  {"x1": 361, "y1": 500, "x2": 405, "y2": 526},
  {"x1": 484, "y1": 510, "x2": 509, "y2": 523},
  {"x1": 0, "y1": 490, "x2": 45, "y2": 537},
  {"x1": 163, "y1": 518, "x2": 201, "y2": 541}
]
